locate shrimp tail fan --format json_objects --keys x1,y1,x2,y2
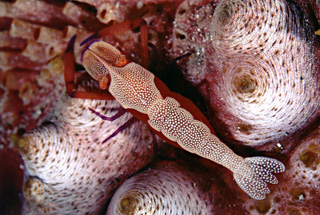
[{"x1": 233, "y1": 156, "x2": 285, "y2": 200}]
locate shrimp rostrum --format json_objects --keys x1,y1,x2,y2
[{"x1": 65, "y1": 36, "x2": 285, "y2": 200}]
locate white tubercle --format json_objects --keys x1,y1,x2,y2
[{"x1": 107, "y1": 162, "x2": 214, "y2": 215}]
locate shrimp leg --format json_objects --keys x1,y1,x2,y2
[
  {"x1": 64, "y1": 18, "x2": 149, "y2": 100},
  {"x1": 64, "y1": 35, "x2": 114, "y2": 100},
  {"x1": 64, "y1": 19, "x2": 150, "y2": 142}
]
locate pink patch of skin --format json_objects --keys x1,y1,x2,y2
[
  {"x1": 19, "y1": 95, "x2": 158, "y2": 214},
  {"x1": 173, "y1": 0, "x2": 320, "y2": 147},
  {"x1": 107, "y1": 159, "x2": 215, "y2": 214}
]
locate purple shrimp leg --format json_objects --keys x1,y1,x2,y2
[
  {"x1": 89, "y1": 108, "x2": 126, "y2": 121},
  {"x1": 89, "y1": 108, "x2": 136, "y2": 143},
  {"x1": 101, "y1": 117, "x2": 136, "y2": 144}
]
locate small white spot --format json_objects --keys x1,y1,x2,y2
[
  {"x1": 32, "y1": 109, "x2": 42, "y2": 119},
  {"x1": 299, "y1": 194, "x2": 305, "y2": 201},
  {"x1": 136, "y1": 1, "x2": 144, "y2": 9},
  {"x1": 276, "y1": 143, "x2": 283, "y2": 150},
  {"x1": 19, "y1": 164, "x2": 25, "y2": 170}
]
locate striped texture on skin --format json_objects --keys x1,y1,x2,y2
[
  {"x1": 107, "y1": 162, "x2": 214, "y2": 215},
  {"x1": 19, "y1": 96, "x2": 155, "y2": 214},
  {"x1": 82, "y1": 40, "x2": 285, "y2": 200},
  {"x1": 207, "y1": 0, "x2": 320, "y2": 145}
]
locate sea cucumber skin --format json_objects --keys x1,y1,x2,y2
[
  {"x1": 19, "y1": 96, "x2": 156, "y2": 214},
  {"x1": 172, "y1": 0, "x2": 320, "y2": 146},
  {"x1": 207, "y1": 0, "x2": 320, "y2": 145}
]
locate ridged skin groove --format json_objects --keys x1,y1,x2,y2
[{"x1": 208, "y1": 0, "x2": 320, "y2": 145}]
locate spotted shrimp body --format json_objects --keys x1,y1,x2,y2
[{"x1": 82, "y1": 41, "x2": 285, "y2": 200}]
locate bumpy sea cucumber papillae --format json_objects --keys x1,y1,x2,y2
[
  {"x1": 173, "y1": 0, "x2": 320, "y2": 146},
  {"x1": 18, "y1": 96, "x2": 155, "y2": 214},
  {"x1": 107, "y1": 161, "x2": 214, "y2": 215},
  {"x1": 206, "y1": 0, "x2": 320, "y2": 145}
]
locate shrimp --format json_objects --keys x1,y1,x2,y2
[{"x1": 65, "y1": 35, "x2": 285, "y2": 200}]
